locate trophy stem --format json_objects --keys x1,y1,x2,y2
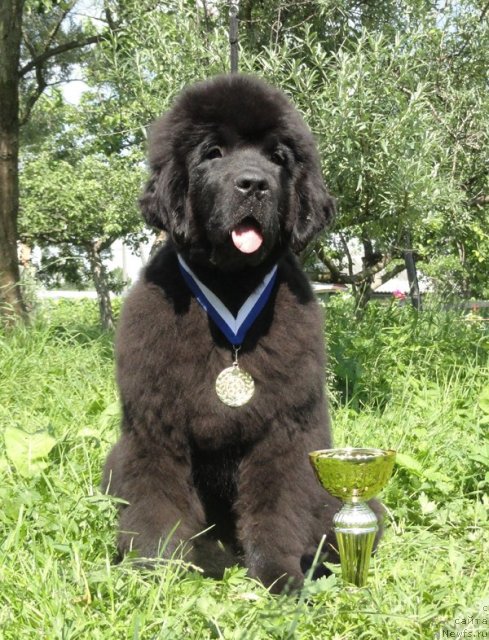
[{"x1": 333, "y1": 501, "x2": 378, "y2": 587}]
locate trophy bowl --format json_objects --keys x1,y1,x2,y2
[{"x1": 309, "y1": 447, "x2": 396, "y2": 587}]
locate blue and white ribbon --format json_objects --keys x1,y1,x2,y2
[{"x1": 177, "y1": 254, "x2": 277, "y2": 346}]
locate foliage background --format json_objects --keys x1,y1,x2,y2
[{"x1": 16, "y1": 0, "x2": 489, "y2": 308}]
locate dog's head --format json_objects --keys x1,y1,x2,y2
[{"x1": 140, "y1": 75, "x2": 335, "y2": 270}]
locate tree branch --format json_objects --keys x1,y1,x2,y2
[
  {"x1": 46, "y1": 5, "x2": 74, "y2": 52},
  {"x1": 319, "y1": 250, "x2": 401, "y2": 286},
  {"x1": 480, "y1": 1, "x2": 489, "y2": 22},
  {"x1": 104, "y1": 5, "x2": 119, "y2": 32},
  {"x1": 372, "y1": 262, "x2": 406, "y2": 289},
  {"x1": 348, "y1": 254, "x2": 394, "y2": 284},
  {"x1": 339, "y1": 232, "x2": 355, "y2": 280},
  {"x1": 19, "y1": 52, "x2": 47, "y2": 125},
  {"x1": 19, "y1": 33, "x2": 106, "y2": 78},
  {"x1": 19, "y1": 15, "x2": 114, "y2": 125},
  {"x1": 320, "y1": 254, "x2": 342, "y2": 282},
  {"x1": 469, "y1": 194, "x2": 489, "y2": 207},
  {"x1": 21, "y1": 232, "x2": 115, "y2": 250}
]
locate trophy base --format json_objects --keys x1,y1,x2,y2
[{"x1": 334, "y1": 502, "x2": 378, "y2": 587}]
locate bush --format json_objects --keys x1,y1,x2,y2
[{"x1": 324, "y1": 293, "x2": 489, "y2": 408}]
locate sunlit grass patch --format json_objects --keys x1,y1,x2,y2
[{"x1": 0, "y1": 298, "x2": 487, "y2": 639}]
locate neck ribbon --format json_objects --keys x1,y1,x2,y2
[{"x1": 177, "y1": 254, "x2": 278, "y2": 346}]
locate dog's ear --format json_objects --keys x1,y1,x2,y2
[
  {"x1": 139, "y1": 172, "x2": 165, "y2": 230},
  {"x1": 290, "y1": 168, "x2": 336, "y2": 253},
  {"x1": 139, "y1": 118, "x2": 190, "y2": 245}
]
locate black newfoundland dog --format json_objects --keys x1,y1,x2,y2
[{"x1": 103, "y1": 74, "x2": 342, "y2": 593}]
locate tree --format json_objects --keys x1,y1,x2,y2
[
  {"x1": 19, "y1": 148, "x2": 144, "y2": 329},
  {"x1": 9, "y1": 0, "x2": 486, "y2": 321},
  {"x1": 0, "y1": 0, "x2": 109, "y2": 323},
  {"x1": 238, "y1": 2, "x2": 488, "y2": 302},
  {"x1": 1, "y1": 0, "x2": 27, "y2": 320},
  {"x1": 90, "y1": 1, "x2": 488, "y2": 302},
  {"x1": 83, "y1": 0, "x2": 230, "y2": 146}
]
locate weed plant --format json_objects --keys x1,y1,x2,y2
[{"x1": 0, "y1": 296, "x2": 488, "y2": 639}]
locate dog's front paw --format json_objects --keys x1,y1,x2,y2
[{"x1": 247, "y1": 553, "x2": 304, "y2": 594}]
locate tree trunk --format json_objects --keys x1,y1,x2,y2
[
  {"x1": 229, "y1": 0, "x2": 239, "y2": 73},
  {"x1": 0, "y1": 0, "x2": 27, "y2": 322},
  {"x1": 403, "y1": 230, "x2": 422, "y2": 311},
  {"x1": 353, "y1": 238, "x2": 375, "y2": 312},
  {"x1": 87, "y1": 242, "x2": 114, "y2": 331}
]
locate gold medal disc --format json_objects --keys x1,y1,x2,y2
[{"x1": 215, "y1": 365, "x2": 255, "y2": 407}]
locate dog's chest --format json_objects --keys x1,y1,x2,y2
[
  {"x1": 169, "y1": 283, "x2": 324, "y2": 448},
  {"x1": 120, "y1": 268, "x2": 325, "y2": 449}
]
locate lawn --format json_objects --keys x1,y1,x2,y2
[{"x1": 0, "y1": 296, "x2": 488, "y2": 639}]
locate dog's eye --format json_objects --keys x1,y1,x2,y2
[
  {"x1": 270, "y1": 149, "x2": 286, "y2": 166},
  {"x1": 205, "y1": 146, "x2": 223, "y2": 160}
]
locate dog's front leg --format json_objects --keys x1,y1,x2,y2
[
  {"x1": 235, "y1": 440, "x2": 317, "y2": 594},
  {"x1": 103, "y1": 433, "x2": 206, "y2": 562}
]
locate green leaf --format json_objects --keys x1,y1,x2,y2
[
  {"x1": 423, "y1": 468, "x2": 455, "y2": 494},
  {"x1": 478, "y1": 386, "x2": 489, "y2": 415},
  {"x1": 448, "y1": 540, "x2": 465, "y2": 575},
  {"x1": 469, "y1": 445, "x2": 489, "y2": 467},
  {"x1": 4, "y1": 426, "x2": 57, "y2": 478},
  {"x1": 99, "y1": 401, "x2": 121, "y2": 430},
  {"x1": 419, "y1": 491, "x2": 437, "y2": 515},
  {"x1": 0, "y1": 456, "x2": 10, "y2": 475},
  {"x1": 395, "y1": 452, "x2": 423, "y2": 477}
]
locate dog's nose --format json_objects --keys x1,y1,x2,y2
[{"x1": 235, "y1": 171, "x2": 269, "y2": 197}]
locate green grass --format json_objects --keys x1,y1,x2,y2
[{"x1": 1, "y1": 297, "x2": 488, "y2": 639}]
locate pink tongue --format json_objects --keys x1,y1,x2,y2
[{"x1": 231, "y1": 224, "x2": 263, "y2": 254}]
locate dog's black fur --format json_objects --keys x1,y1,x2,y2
[{"x1": 103, "y1": 75, "x2": 343, "y2": 593}]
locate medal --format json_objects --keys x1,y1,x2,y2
[
  {"x1": 177, "y1": 254, "x2": 277, "y2": 408},
  {"x1": 215, "y1": 347, "x2": 255, "y2": 407}
]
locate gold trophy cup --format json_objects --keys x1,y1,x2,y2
[{"x1": 309, "y1": 447, "x2": 396, "y2": 587}]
